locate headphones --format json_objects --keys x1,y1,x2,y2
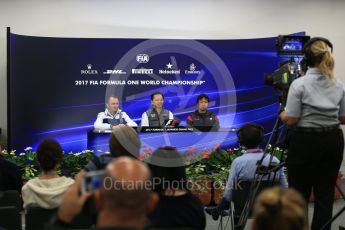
[
  {"x1": 237, "y1": 123, "x2": 264, "y2": 147},
  {"x1": 303, "y1": 37, "x2": 333, "y2": 67}
]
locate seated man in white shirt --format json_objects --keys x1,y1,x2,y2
[{"x1": 94, "y1": 96, "x2": 137, "y2": 130}]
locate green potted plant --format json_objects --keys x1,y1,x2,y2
[
  {"x1": 186, "y1": 159, "x2": 212, "y2": 206},
  {"x1": 2, "y1": 147, "x2": 95, "y2": 180},
  {"x1": 185, "y1": 146, "x2": 245, "y2": 205},
  {"x1": 205, "y1": 147, "x2": 245, "y2": 204},
  {"x1": 58, "y1": 150, "x2": 95, "y2": 177},
  {"x1": 2, "y1": 147, "x2": 40, "y2": 181}
]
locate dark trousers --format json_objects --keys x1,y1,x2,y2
[{"x1": 287, "y1": 128, "x2": 344, "y2": 230}]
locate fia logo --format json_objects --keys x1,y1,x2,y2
[{"x1": 136, "y1": 54, "x2": 149, "y2": 63}]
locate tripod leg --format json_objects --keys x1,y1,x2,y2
[
  {"x1": 218, "y1": 213, "x2": 223, "y2": 230},
  {"x1": 319, "y1": 178, "x2": 345, "y2": 230},
  {"x1": 320, "y1": 205, "x2": 345, "y2": 230},
  {"x1": 230, "y1": 202, "x2": 235, "y2": 230}
]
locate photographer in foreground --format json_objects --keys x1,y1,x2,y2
[
  {"x1": 280, "y1": 37, "x2": 345, "y2": 230},
  {"x1": 46, "y1": 157, "x2": 158, "y2": 230}
]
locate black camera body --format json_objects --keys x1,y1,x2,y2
[
  {"x1": 264, "y1": 35, "x2": 310, "y2": 106},
  {"x1": 264, "y1": 61, "x2": 300, "y2": 90}
]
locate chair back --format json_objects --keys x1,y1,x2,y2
[
  {"x1": 151, "y1": 228, "x2": 195, "y2": 230},
  {"x1": 0, "y1": 206, "x2": 22, "y2": 230},
  {"x1": 0, "y1": 170, "x2": 4, "y2": 191},
  {"x1": 232, "y1": 180, "x2": 277, "y2": 217},
  {"x1": 70, "y1": 213, "x2": 95, "y2": 229},
  {"x1": 26, "y1": 207, "x2": 57, "y2": 230},
  {"x1": 0, "y1": 190, "x2": 22, "y2": 211},
  {"x1": 26, "y1": 206, "x2": 95, "y2": 230}
]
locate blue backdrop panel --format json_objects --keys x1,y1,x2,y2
[{"x1": 9, "y1": 33, "x2": 284, "y2": 153}]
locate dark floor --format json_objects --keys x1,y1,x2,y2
[{"x1": 205, "y1": 179, "x2": 345, "y2": 230}]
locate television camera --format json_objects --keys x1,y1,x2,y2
[
  {"x1": 264, "y1": 35, "x2": 310, "y2": 106},
  {"x1": 228, "y1": 35, "x2": 313, "y2": 230}
]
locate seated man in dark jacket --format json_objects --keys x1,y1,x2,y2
[
  {"x1": 141, "y1": 92, "x2": 174, "y2": 128},
  {"x1": 187, "y1": 94, "x2": 219, "y2": 131}
]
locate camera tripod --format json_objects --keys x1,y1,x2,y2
[
  {"x1": 217, "y1": 111, "x2": 288, "y2": 230},
  {"x1": 236, "y1": 115, "x2": 287, "y2": 230}
]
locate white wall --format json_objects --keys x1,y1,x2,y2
[{"x1": 1, "y1": 0, "x2": 345, "y2": 152}]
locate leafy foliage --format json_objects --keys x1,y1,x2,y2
[{"x1": 2, "y1": 147, "x2": 95, "y2": 180}]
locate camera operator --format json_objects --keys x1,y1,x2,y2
[{"x1": 279, "y1": 37, "x2": 345, "y2": 230}]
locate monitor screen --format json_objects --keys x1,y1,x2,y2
[
  {"x1": 282, "y1": 37, "x2": 303, "y2": 52},
  {"x1": 277, "y1": 35, "x2": 310, "y2": 56}
]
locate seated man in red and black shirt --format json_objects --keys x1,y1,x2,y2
[{"x1": 187, "y1": 94, "x2": 219, "y2": 131}]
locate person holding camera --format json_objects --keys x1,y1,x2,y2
[
  {"x1": 45, "y1": 157, "x2": 158, "y2": 230},
  {"x1": 280, "y1": 37, "x2": 345, "y2": 230}
]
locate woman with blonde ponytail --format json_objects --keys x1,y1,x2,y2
[
  {"x1": 253, "y1": 187, "x2": 308, "y2": 230},
  {"x1": 280, "y1": 37, "x2": 345, "y2": 230},
  {"x1": 310, "y1": 40, "x2": 335, "y2": 80}
]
